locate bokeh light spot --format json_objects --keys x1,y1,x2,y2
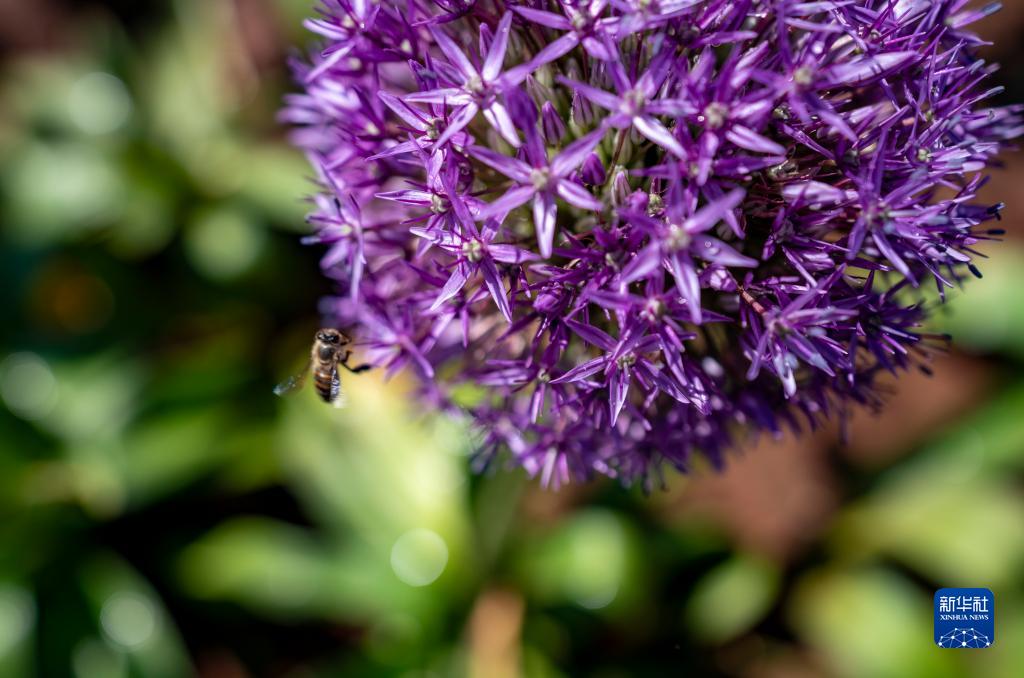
[
  {"x1": 0, "y1": 585, "x2": 36, "y2": 658},
  {"x1": 0, "y1": 353, "x2": 58, "y2": 421},
  {"x1": 99, "y1": 592, "x2": 157, "y2": 649},
  {"x1": 185, "y1": 207, "x2": 267, "y2": 281},
  {"x1": 69, "y1": 72, "x2": 132, "y2": 135},
  {"x1": 563, "y1": 510, "x2": 626, "y2": 610},
  {"x1": 390, "y1": 528, "x2": 448, "y2": 587}
]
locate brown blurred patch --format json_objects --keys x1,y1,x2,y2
[
  {"x1": 740, "y1": 645, "x2": 831, "y2": 678},
  {"x1": 29, "y1": 258, "x2": 115, "y2": 335},
  {"x1": 0, "y1": 0, "x2": 70, "y2": 55},
  {"x1": 662, "y1": 430, "x2": 838, "y2": 562},
  {"x1": 467, "y1": 588, "x2": 525, "y2": 678},
  {"x1": 841, "y1": 352, "x2": 993, "y2": 467},
  {"x1": 712, "y1": 635, "x2": 831, "y2": 678},
  {"x1": 656, "y1": 351, "x2": 993, "y2": 559},
  {"x1": 661, "y1": 352, "x2": 992, "y2": 554},
  {"x1": 975, "y1": 152, "x2": 1024, "y2": 241},
  {"x1": 196, "y1": 650, "x2": 252, "y2": 678},
  {"x1": 233, "y1": 0, "x2": 287, "y2": 73},
  {"x1": 520, "y1": 473, "x2": 598, "y2": 524},
  {"x1": 974, "y1": 0, "x2": 1024, "y2": 60}
]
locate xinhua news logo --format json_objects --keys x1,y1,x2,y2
[{"x1": 934, "y1": 588, "x2": 994, "y2": 649}]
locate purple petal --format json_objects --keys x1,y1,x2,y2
[
  {"x1": 511, "y1": 6, "x2": 572, "y2": 30},
  {"x1": 482, "y1": 12, "x2": 513, "y2": 81},
  {"x1": 500, "y1": 60, "x2": 540, "y2": 88},
  {"x1": 378, "y1": 91, "x2": 427, "y2": 130},
  {"x1": 429, "y1": 26, "x2": 478, "y2": 79},
  {"x1": 554, "y1": 76, "x2": 621, "y2": 111},
  {"x1": 478, "y1": 184, "x2": 535, "y2": 220},
  {"x1": 483, "y1": 101, "x2": 521, "y2": 147},
  {"x1": 533, "y1": 193, "x2": 557, "y2": 258},
  {"x1": 434, "y1": 102, "x2": 479, "y2": 148},
  {"x1": 582, "y1": 36, "x2": 615, "y2": 61},
  {"x1": 872, "y1": 231, "x2": 914, "y2": 280},
  {"x1": 822, "y1": 52, "x2": 919, "y2": 86},
  {"x1": 647, "y1": 98, "x2": 697, "y2": 116},
  {"x1": 366, "y1": 139, "x2": 422, "y2": 160},
  {"x1": 620, "y1": 244, "x2": 662, "y2": 283},
  {"x1": 781, "y1": 181, "x2": 853, "y2": 205},
  {"x1": 551, "y1": 128, "x2": 607, "y2": 176},
  {"x1": 669, "y1": 253, "x2": 703, "y2": 324},
  {"x1": 405, "y1": 88, "x2": 471, "y2": 104},
  {"x1": 488, "y1": 244, "x2": 539, "y2": 263},
  {"x1": 609, "y1": 367, "x2": 629, "y2": 425},
  {"x1": 376, "y1": 189, "x2": 433, "y2": 204},
  {"x1": 302, "y1": 41, "x2": 353, "y2": 80},
  {"x1": 556, "y1": 180, "x2": 603, "y2": 210},
  {"x1": 430, "y1": 264, "x2": 471, "y2": 310},
  {"x1": 550, "y1": 356, "x2": 608, "y2": 384},
  {"x1": 566, "y1": 319, "x2": 617, "y2": 351},
  {"x1": 684, "y1": 188, "x2": 745, "y2": 233},
  {"x1": 633, "y1": 116, "x2": 686, "y2": 157},
  {"x1": 691, "y1": 235, "x2": 758, "y2": 267},
  {"x1": 480, "y1": 256, "x2": 513, "y2": 322},
  {"x1": 725, "y1": 125, "x2": 787, "y2": 155},
  {"x1": 469, "y1": 145, "x2": 532, "y2": 182}
]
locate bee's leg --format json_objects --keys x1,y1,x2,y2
[{"x1": 339, "y1": 351, "x2": 372, "y2": 374}]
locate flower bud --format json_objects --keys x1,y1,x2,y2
[
  {"x1": 505, "y1": 87, "x2": 537, "y2": 128},
  {"x1": 541, "y1": 102, "x2": 566, "y2": 144},
  {"x1": 571, "y1": 91, "x2": 593, "y2": 127},
  {"x1": 581, "y1": 152, "x2": 606, "y2": 185},
  {"x1": 526, "y1": 75, "x2": 553, "y2": 105},
  {"x1": 610, "y1": 165, "x2": 631, "y2": 207},
  {"x1": 534, "y1": 288, "x2": 570, "y2": 315}
]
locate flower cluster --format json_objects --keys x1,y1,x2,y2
[{"x1": 285, "y1": 0, "x2": 1021, "y2": 487}]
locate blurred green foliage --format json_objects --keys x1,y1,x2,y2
[{"x1": 1, "y1": 1, "x2": 1023, "y2": 676}]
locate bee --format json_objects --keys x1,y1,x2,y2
[{"x1": 274, "y1": 329, "x2": 370, "y2": 407}]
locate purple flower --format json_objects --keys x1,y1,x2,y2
[
  {"x1": 302, "y1": 188, "x2": 366, "y2": 300},
  {"x1": 370, "y1": 93, "x2": 472, "y2": 160},
  {"x1": 619, "y1": 185, "x2": 755, "y2": 323},
  {"x1": 412, "y1": 189, "x2": 538, "y2": 322},
  {"x1": 287, "y1": 0, "x2": 1020, "y2": 488},
  {"x1": 472, "y1": 127, "x2": 606, "y2": 257},
  {"x1": 513, "y1": 0, "x2": 620, "y2": 64},
  {"x1": 404, "y1": 12, "x2": 524, "y2": 148},
  {"x1": 560, "y1": 50, "x2": 691, "y2": 157}
]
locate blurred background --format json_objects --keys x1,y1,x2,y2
[{"x1": 1, "y1": 1, "x2": 1024, "y2": 676}]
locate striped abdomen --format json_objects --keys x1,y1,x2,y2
[{"x1": 313, "y1": 363, "x2": 336, "y2": 403}]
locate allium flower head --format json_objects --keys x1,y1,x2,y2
[{"x1": 285, "y1": 0, "x2": 1022, "y2": 488}]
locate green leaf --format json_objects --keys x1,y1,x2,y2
[
  {"x1": 789, "y1": 568, "x2": 956, "y2": 678},
  {"x1": 936, "y1": 245, "x2": 1024, "y2": 359},
  {"x1": 833, "y1": 432, "x2": 1024, "y2": 588},
  {"x1": 79, "y1": 554, "x2": 191, "y2": 678},
  {"x1": 683, "y1": 554, "x2": 779, "y2": 644},
  {"x1": 0, "y1": 582, "x2": 35, "y2": 677},
  {"x1": 518, "y1": 509, "x2": 641, "y2": 614},
  {"x1": 177, "y1": 517, "x2": 438, "y2": 625}
]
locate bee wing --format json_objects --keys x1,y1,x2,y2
[
  {"x1": 274, "y1": 359, "x2": 311, "y2": 397},
  {"x1": 330, "y1": 372, "x2": 347, "y2": 409}
]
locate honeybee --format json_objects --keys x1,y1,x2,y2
[{"x1": 274, "y1": 329, "x2": 370, "y2": 407}]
